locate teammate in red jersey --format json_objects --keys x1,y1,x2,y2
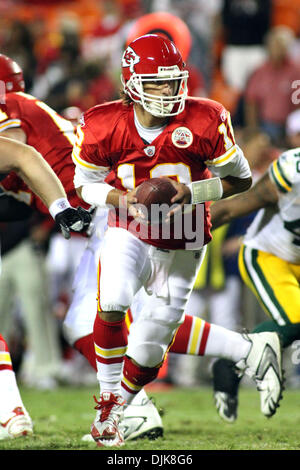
[
  {"x1": 0, "y1": 55, "x2": 91, "y2": 440},
  {"x1": 0, "y1": 133, "x2": 91, "y2": 440},
  {"x1": 73, "y1": 34, "x2": 284, "y2": 447},
  {"x1": 0, "y1": 55, "x2": 90, "y2": 218}
]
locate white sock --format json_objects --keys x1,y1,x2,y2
[
  {"x1": 204, "y1": 323, "x2": 251, "y2": 363},
  {"x1": 0, "y1": 370, "x2": 26, "y2": 422},
  {"x1": 97, "y1": 361, "x2": 124, "y2": 396},
  {"x1": 129, "y1": 388, "x2": 148, "y2": 405},
  {"x1": 121, "y1": 387, "x2": 136, "y2": 405}
]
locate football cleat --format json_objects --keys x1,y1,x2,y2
[
  {"x1": 90, "y1": 392, "x2": 125, "y2": 447},
  {"x1": 235, "y1": 332, "x2": 284, "y2": 418},
  {"x1": 214, "y1": 392, "x2": 238, "y2": 423},
  {"x1": 0, "y1": 407, "x2": 33, "y2": 440},
  {"x1": 212, "y1": 358, "x2": 240, "y2": 423},
  {"x1": 121, "y1": 397, "x2": 163, "y2": 441},
  {"x1": 82, "y1": 397, "x2": 164, "y2": 444}
]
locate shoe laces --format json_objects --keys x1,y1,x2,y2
[{"x1": 93, "y1": 394, "x2": 124, "y2": 423}]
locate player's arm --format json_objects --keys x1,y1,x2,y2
[
  {"x1": 73, "y1": 119, "x2": 140, "y2": 217},
  {"x1": 0, "y1": 127, "x2": 27, "y2": 143},
  {"x1": 0, "y1": 136, "x2": 91, "y2": 237},
  {"x1": 210, "y1": 171, "x2": 279, "y2": 229},
  {"x1": 0, "y1": 136, "x2": 69, "y2": 207}
]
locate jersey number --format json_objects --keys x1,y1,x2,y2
[
  {"x1": 117, "y1": 162, "x2": 192, "y2": 189},
  {"x1": 284, "y1": 219, "x2": 300, "y2": 246},
  {"x1": 218, "y1": 113, "x2": 234, "y2": 151}
]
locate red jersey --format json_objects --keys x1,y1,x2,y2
[
  {"x1": 73, "y1": 98, "x2": 238, "y2": 250},
  {"x1": 0, "y1": 92, "x2": 88, "y2": 214}
]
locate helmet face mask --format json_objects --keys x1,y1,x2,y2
[{"x1": 121, "y1": 35, "x2": 189, "y2": 117}]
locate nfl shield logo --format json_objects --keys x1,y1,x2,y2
[{"x1": 144, "y1": 146, "x2": 155, "y2": 157}]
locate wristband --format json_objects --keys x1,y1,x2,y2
[
  {"x1": 187, "y1": 177, "x2": 223, "y2": 204},
  {"x1": 49, "y1": 198, "x2": 71, "y2": 219}
]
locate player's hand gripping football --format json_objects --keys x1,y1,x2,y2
[
  {"x1": 160, "y1": 177, "x2": 192, "y2": 221},
  {"x1": 55, "y1": 206, "x2": 92, "y2": 239},
  {"x1": 119, "y1": 188, "x2": 147, "y2": 223}
]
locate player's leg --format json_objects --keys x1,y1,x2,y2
[
  {"x1": 0, "y1": 334, "x2": 33, "y2": 439},
  {"x1": 14, "y1": 240, "x2": 62, "y2": 388},
  {"x1": 91, "y1": 228, "x2": 151, "y2": 447},
  {"x1": 63, "y1": 231, "x2": 162, "y2": 443},
  {"x1": 125, "y1": 245, "x2": 283, "y2": 420},
  {"x1": 122, "y1": 247, "x2": 206, "y2": 404},
  {"x1": 213, "y1": 245, "x2": 297, "y2": 422},
  {"x1": 63, "y1": 241, "x2": 99, "y2": 370}
]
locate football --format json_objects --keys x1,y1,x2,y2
[{"x1": 135, "y1": 177, "x2": 177, "y2": 223}]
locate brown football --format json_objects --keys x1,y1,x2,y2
[{"x1": 135, "y1": 178, "x2": 177, "y2": 223}]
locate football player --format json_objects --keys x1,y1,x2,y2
[
  {"x1": 210, "y1": 147, "x2": 300, "y2": 423},
  {"x1": 0, "y1": 53, "x2": 162, "y2": 441},
  {"x1": 0, "y1": 135, "x2": 91, "y2": 440},
  {"x1": 72, "y1": 34, "x2": 284, "y2": 447}
]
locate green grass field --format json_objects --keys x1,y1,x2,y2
[{"x1": 0, "y1": 385, "x2": 300, "y2": 452}]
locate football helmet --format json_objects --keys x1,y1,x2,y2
[
  {"x1": 121, "y1": 34, "x2": 189, "y2": 117},
  {"x1": 0, "y1": 54, "x2": 25, "y2": 93}
]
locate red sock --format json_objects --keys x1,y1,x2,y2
[
  {"x1": 93, "y1": 315, "x2": 128, "y2": 365},
  {"x1": 0, "y1": 334, "x2": 13, "y2": 371},
  {"x1": 169, "y1": 314, "x2": 211, "y2": 355},
  {"x1": 74, "y1": 334, "x2": 97, "y2": 371},
  {"x1": 121, "y1": 355, "x2": 160, "y2": 400},
  {"x1": 94, "y1": 314, "x2": 128, "y2": 394}
]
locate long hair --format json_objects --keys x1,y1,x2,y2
[{"x1": 119, "y1": 88, "x2": 133, "y2": 106}]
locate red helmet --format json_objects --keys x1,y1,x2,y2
[
  {"x1": 121, "y1": 34, "x2": 189, "y2": 117},
  {"x1": 0, "y1": 54, "x2": 25, "y2": 93}
]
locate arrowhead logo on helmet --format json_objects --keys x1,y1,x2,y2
[{"x1": 122, "y1": 47, "x2": 140, "y2": 73}]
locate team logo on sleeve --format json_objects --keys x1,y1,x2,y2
[
  {"x1": 172, "y1": 127, "x2": 193, "y2": 148},
  {"x1": 122, "y1": 47, "x2": 140, "y2": 73}
]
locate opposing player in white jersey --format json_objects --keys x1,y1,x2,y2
[{"x1": 210, "y1": 148, "x2": 300, "y2": 422}]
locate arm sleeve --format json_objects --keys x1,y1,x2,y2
[
  {"x1": 268, "y1": 150, "x2": 299, "y2": 194},
  {"x1": 0, "y1": 102, "x2": 22, "y2": 132},
  {"x1": 72, "y1": 115, "x2": 110, "y2": 187},
  {"x1": 203, "y1": 106, "x2": 251, "y2": 179}
]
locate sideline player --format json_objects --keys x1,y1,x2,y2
[
  {"x1": 73, "y1": 34, "x2": 284, "y2": 447},
  {"x1": 0, "y1": 136, "x2": 90, "y2": 439},
  {"x1": 209, "y1": 147, "x2": 300, "y2": 422}
]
